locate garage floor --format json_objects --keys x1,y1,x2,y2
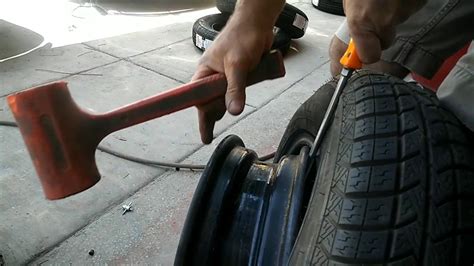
[{"x1": 0, "y1": 1, "x2": 343, "y2": 264}]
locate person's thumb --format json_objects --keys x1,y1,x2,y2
[
  {"x1": 350, "y1": 31, "x2": 381, "y2": 64},
  {"x1": 224, "y1": 64, "x2": 247, "y2": 115}
]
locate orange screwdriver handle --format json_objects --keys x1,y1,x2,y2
[{"x1": 340, "y1": 39, "x2": 363, "y2": 70}]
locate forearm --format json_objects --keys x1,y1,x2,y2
[{"x1": 232, "y1": 0, "x2": 285, "y2": 30}]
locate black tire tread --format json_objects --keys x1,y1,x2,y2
[
  {"x1": 274, "y1": 4, "x2": 308, "y2": 39},
  {"x1": 290, "y1": 71, "x2": 474, "y2": 265},
  {"x1": 192, "y1": 13, "x2": 229, "y2": 51}
]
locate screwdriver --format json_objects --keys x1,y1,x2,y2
[{"x1": 308, "y1": 38, "x2": 362, "y2": 159}]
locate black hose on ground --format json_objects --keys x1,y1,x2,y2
[{"x1": 0, "y1": 121, "x2": 275, "y2": 171}]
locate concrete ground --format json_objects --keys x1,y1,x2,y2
[{"x1": 0, "y1": 1, "x2": 343, "y2": 264}]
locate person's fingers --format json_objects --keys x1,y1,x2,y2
[
  {"x1": 343, "y1": 0, "x2": 400, "y2": 64},
  {"x1": 224, "y1": 59, "x2": 248, "y2": 115},
  {"x1": 197, "y1": 98, "x2": 226, "y2": 144},
  {"x1": 348, "y1": 22, "x2": 382, "y2": 64},
  {"x1": 198, "y1": 108, "x2": 214, "y2": 144},
  {"x1": 350, "y1": 22, "x2": 397, "y2": 64},
  {"x1": 191, "y1": 65, "x2": 216, "y2": 81}
]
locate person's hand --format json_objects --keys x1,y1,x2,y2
[
  {"x1": 343, "y1": 0, "x2": 426, "y2": 64},
  {"x1": 193, "y1": 18, "x2": 272, "y2": 144},
  {"x1": 329, "y1": 34, "x2": 409, "y2": 78},
  {"x1": 192, "y1": 1, "x2": 284, "y2": 144}
]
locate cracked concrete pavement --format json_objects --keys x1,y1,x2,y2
[{"x1": 0, "y1": 1, "x2": 343, "y2": 264}]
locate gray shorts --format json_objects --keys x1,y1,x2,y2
[
  {"x1": 335, "y1": 0, "x2": 474, "y2": 79},
  {"x1": 437, "y1": 42, "x2": 474, "y2": 131}
]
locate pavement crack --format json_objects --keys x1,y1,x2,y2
[
  {"x1": 0, "y1": 59, "x2": 121, "y2": 98},
  {"x1": 82, "y1": 40, "x2": 189, "y2": 84}
]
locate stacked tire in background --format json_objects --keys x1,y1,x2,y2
[
  {"x1": 312, "y1": 0, "x2": 345, "y2": 16},
  {"x1": 192, "y1": 0, "x2": 309, "y2": 55}
]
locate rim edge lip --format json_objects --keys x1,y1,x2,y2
[{"x1": 282, "y1": 130, "x2": 315, "y2": 158}]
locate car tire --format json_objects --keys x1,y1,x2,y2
[
  {"x1": 192, "y1": 13, "x2": 229, "y2": 51},
  {"x1": 272, "y1": 28, "x2": 292, "y2": 56},
  {"x1": 288, "y1": 71, "x2": 474, "y2": 265}
]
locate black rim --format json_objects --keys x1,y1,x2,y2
[
  {"x1": 175, "y1": 135, "x2": 251, "y2": 265},
  {"x1": 176, "y1": 134, "x2": 315, "y2": 266},
  {"x1": 257, "y1": 146, "x2": 310, "y2": 264},
  {"x1": 274, "y1": 129, "x2": 318, "y2": 238}
]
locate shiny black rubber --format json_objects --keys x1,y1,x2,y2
[{"x1": 290, "y1": 71, "x2": 474, "y2": 265}]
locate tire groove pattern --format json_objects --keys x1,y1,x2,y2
[{"x1": 292, "y1": 71, "x2": 474, "y2": 265}]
